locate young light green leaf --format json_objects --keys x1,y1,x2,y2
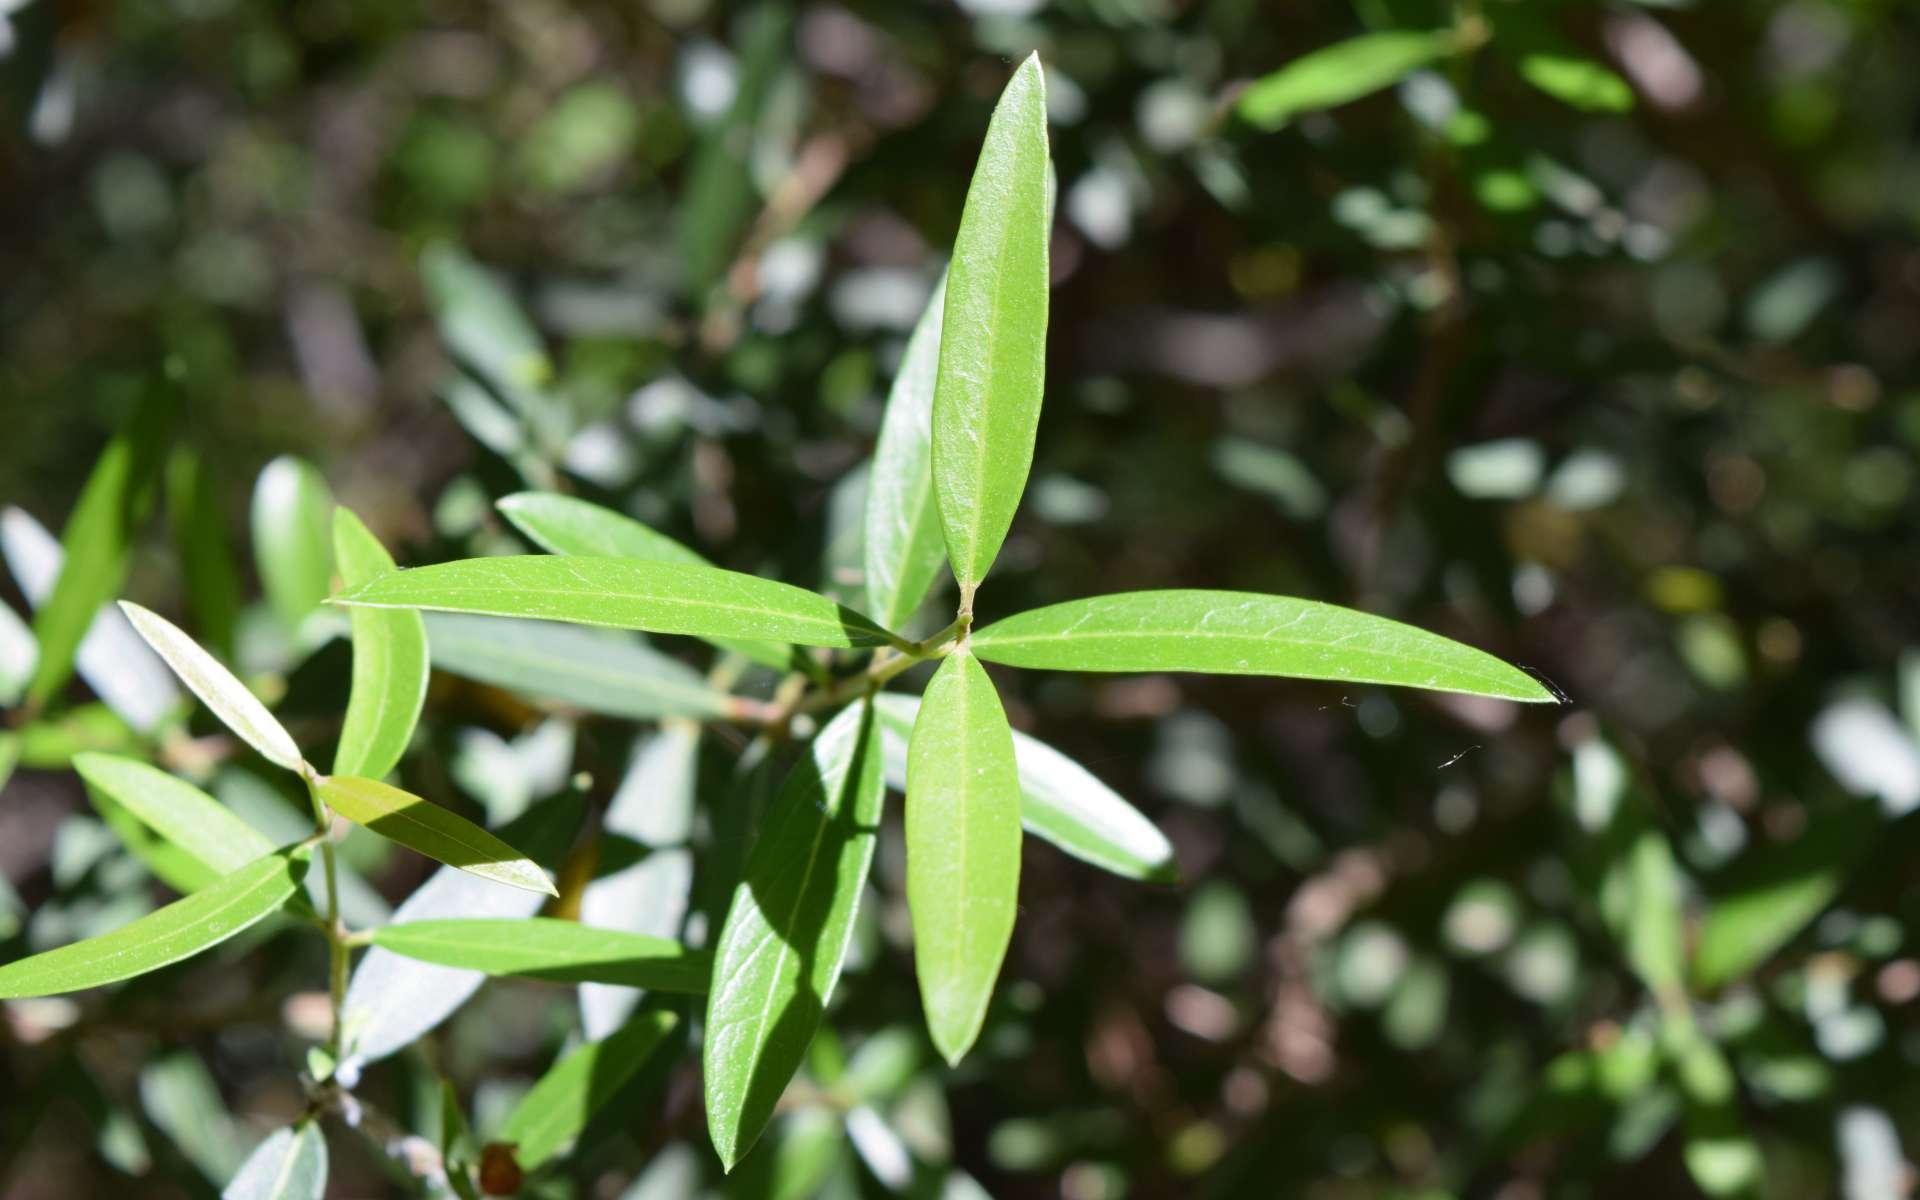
[
  {"x1": 905, "y1": 651, "x2": 1022, "y2": 1065},
  {"x1": 496, "y1": 492, "x2": 792, "y2": 669},
  {"x1": 1619, "y1": 827, "x2": 1686, "y2": 997},
  {"x1": 167, "y1": 449, "x2": 242, "y2": 661},
  {"x1": 973, "y1": 590, "x2": 1557, "y2": 702},
  {"x1": 873, "y1": 692, "x2": 1176, "y2": 884},
  {"x1": 1519, "y1": 53, "x2": 1635, "y2": 113},
  {"x1": 1237, "y1": 30, "x2": 1457, "y2": 130},
  {"x1": 931, "y1": 54, "x2": 1051, "y2": 601},
  {"x1": 371, "y1": 918, "x2": 709, "y2": 992},
  {"x1": 120, "y1": 601, "x2": 306, "y2": 771},
  {"x1": 864, "y1": 273, "x2": 950, "y2": 631},
  {"x1": 250, "y1": 456, "x2": 334, "y2": 633},
  {"x1": 497, "y1": 1009, "x2": 680, "y2": 1171},
  {"x1": 705, "y1": 700, "x2": 884, "y2": 1170},
  {"x1": 75, "y1": 753, "x2": 276, "y2": 891},
  {"x1": 0, "y1": 849, "x2": 307, "y2": 998},
  {"x1": 425, "y1": 613, "x2": 732, "y2": 721},
  {"x1": 222, "y1": 1123, "x2": 327, "y2": 1200},
  {"x1": 25, "y1": 393, "x2": 177, "y2": 707},
  {"x1": 1692, "y1": 804, "x2": 1876, "y2": 990},
  {"x1": 314, "y1": 774, "x2": 557, "y2": 896},
  {"x1": 340, "y1": 794, "x2": 583, "y2": 1068},
  {"x1": 335, "y1": 556, "x2": 894, "y2": 650},
  {"x1": 332, "y1": 509, "x2": 428, "y2": 779}
]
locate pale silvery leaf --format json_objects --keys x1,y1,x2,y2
[{"x1": 120, "y1": 602, "x2": 304, "y2": 772}]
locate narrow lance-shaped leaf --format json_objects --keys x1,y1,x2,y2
[
  {"x1": 340, "y1": 794, "x2": 583, "y2": 1069},
  {"x1": 250, "y1": 456, "x2": 334, "y2": 633},
  {"x1": 873, "y1": 692, "x2": 1176, "y2": 884},
  {"x1": 906, "y1": 651, "x2": 1022, "y2": 1065},
  {"x1": 426, "y1": 613, "x2": 733, "y2": 722},
  {"x1": 222, "y1": 1123, "x2": 327, "y2": 1200},
  {"x1": 0, "y1": 849, "x2": 308, "y2": 998},
  {"x1": 27, "y1": 392, "x2": 177, "y2": 706},
  {"x1": 75, "y1": 752, "x2": 276, "y2": 892},
  {"x1": 864, "y1": 272, "x2": 950, "y2": 632},
  {"x1": 314, "y1": 774, "x2": 557, "y2": 896},
  {"x1": 973, "y1": 590, "x2": 1557, "y2": 702},
  {"x1": 497, "y1": 1009, "x2": 680, "y2": 1171},
  {"x1": 120, "y1": 602, "x2": 307, "y2": 771},
  {"x1": 335, "y1": 556, "x2": 895, "y2": 650},
  {"x1": 1519, "y1": 54, "x2": 1635, "y2": 113},
  {"x1": 371, "y1": 918, "x2": 709, "y2": 992},
  {"x1": 0, "y1": 599, "x2": 34, "y2": 707},
  {"x1": 705, "y1": 700, "x2": 884, "y2": 1170},
  {"x1": 332, "y1": 509, "x2": 428, "y2": 779},
  {"x1": 496, "y1": 492, "x2": 793, "y2": 669},
  {"x1": 1237, "y1": 29, "x2": 1458, "y2": 131},
  {"x1": 931, "y1": 53, "x2": 1051, "y2": 601}
]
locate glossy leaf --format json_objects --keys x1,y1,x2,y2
[
  {"x1": 314, "y1": 774, "x2": 556, "y2": 896},
  {"x1": 331, "y1": 509, "x2": 428, "y2": 779},
  {"x1": 864, "y1": 273, "x2": 950, "y2": 631},
  {"x1": 0, "y1": 849, "x2": 307, "y2": 998},
  {"x1": 906, "y1": 651, "x2": 1022, "y2": 1064},
  {"x1": 335, "y1": 556, "x2": 893, "y2": 649},
  {"x1": 497, "y1": 1009, "x2": 680, "y2": 1170},
  {"x1": 1238, "y1": 30, "x2": 1455, "y2": 130},
  {"x1": 931, "y1": 54, "x2": 1051, "y2": 598},
  {"x1": 496, "y1": 492, "x2": 792, "y2": 668},
  {"x1": 250, "y1": 456, "x2": 334, "y2": 632},
  {"x1": 222, "y1": 1123, "x2": 327, "y2": 1200},
  {"x1": 120, "y1": 602, "x2": 306, "y2": 771},
  {"x1": 75, "y1": 753, "x2": 275, "y2": 891},
  {"x1": 425, "y1": 613, "x2": 731, "y2": 721},
  {"x1": 973, "y1": 590, "x2": 1556, "y2": 702},
  {"x1": 2, "y1": 506, "x2": 179, "y2": 732},
  {"x1": 705, "y1": 701, "x2": 884, "y2": 1170},
  {"x1": 1520, "y1": 54, "x2": 1634, "y2": 113},
  {"x1": 371, "y1": 918, "x2": 708, "y2": 992},
  {"x1": 340, "y1": 794, "x2": 583, "y2": 1068},
  {"x1": 1693, "y1": 805, "x2": 1876, "y2": 989},
  {"x1": 26, "y1": 393, "x2": 177, "y2": 707},
  {"x1": 873, "y1": 692, "x2": 1176, "y2": 884}
]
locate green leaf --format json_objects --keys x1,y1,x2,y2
[
  {"x1": 334, "y1": 556, "x2": 894, "y2": 650},
  {"x1": 75, "y1": 753, "x2": 276, "y2": 892},
  {"x1": 1237, "y1": 30, "x2": 1457, "y2": 130},
  {"x1": 497, "y1": 1009, "x2": 680, "y2": 1170},
  {"x1": 421, "y1": 242, "x2": 553, "y2": 409},
  {"x1": 166, "y1": 449, "x2": 242, "y2": 661},
  {"x1": 864, "y1": 273, "x2": 950, "y2": 631},
  {"x1": 1518, "y1": 53, "x2": 1635, "y2": 113},
  {"x1": 370, "y1": 918, "x2": 709, "y2": 992},
  {"x1": 331, "y1": 509, "x2": 428, "y2": 779},
  {"x1": 905, "y1": 651, "x2": 1022, "y2": 1065},
  {"x1": 1692, "y1": 805, "x2": 1877, "y2": 990},
  {"x1": 341, "y1": 794, "x2": 584, "y2": 1067},
  {"x1": 496, "y1": 492, "x2": 792, "y2": 669},
  {"x1": 973, "y1": 590, "x2": 1556, "y2": 702},
  {"x1": 120, "y1": 602, "x2": 306, "y2": 771},
  {"x1": 250, "y1": 456, "x2": 335, "y2": 633},
  {"x1": 314, "y1": 774, "x2": 557, "y2": 896},
  {"x1": 705, "y1": 700, "x2": 884, "y2": 1170},
  {"x1": 222, "y1": 1123, "x2": 327, "y2": 1200},
  {"x1": 931, "y1": 53, "x2": 1051, "y2": 600},
  {"x1": 678, "y1": 4, "x2": 790, "y2": 298},
  {"x1": 0, "y1": 849, "x2": 307, "y2": 998},
  {"x1": 26, "y1": 393, "x2": 177, "y2": 706},
  {"x1": 1670, "y1": 1025, "x2": 1763, "y2": 1199},
  {"x1": 1619, "y1": 827, "x2": 1686, "y2": 996},
  {"x1": 425, "y1": 613, "x2": 733, "y2": 721},
  {"x1": 873, "y1": 693, "x2": 1176, "y2": 884}
]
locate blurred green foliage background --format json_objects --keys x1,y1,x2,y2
[{"x1": 4, "y1": 0, "x2": 1920, "y2": 1196}]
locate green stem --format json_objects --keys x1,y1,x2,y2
[{"x1": 302, "y1": 770, "x2": 351, "y2": 1061}]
